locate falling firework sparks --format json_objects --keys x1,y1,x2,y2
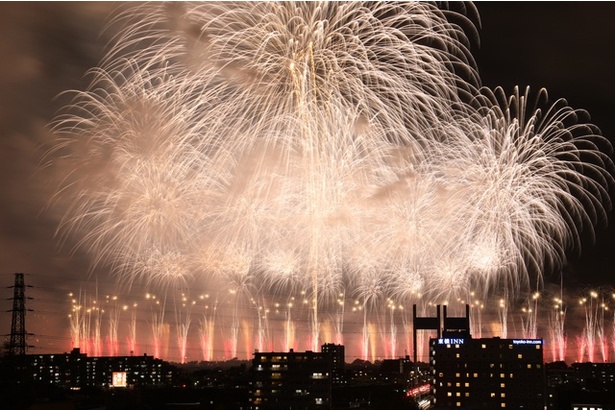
[
  {"x1": 175, "y1": 294, "x2": 193, "y2": 363},
  {"x1": 106, "y1": 295, "x2": 120, "y2": 356},
  {"x1": 50, "y1": 2, "x2": 613, "y2": 360},
  {"x1": 549, "y1": 296, "x2": 567, "y2": 362}
]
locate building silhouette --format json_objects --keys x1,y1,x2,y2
[
  {"x1": 15, "y1": 348, "x2": 175, "y2": 388},
  {"x1": 430, "y1": 336, "x2": 545, "y2": 409},
  {"x1": 250, "y1": 344, "x2": 345, "y2": 409}
]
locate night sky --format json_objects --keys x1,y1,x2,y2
[{"x1": 0, "y1": 2, "x2": 613, "y2": 357}]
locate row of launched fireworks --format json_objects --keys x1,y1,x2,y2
[{"x1": 67, "y1": 286, "x2": 615, "y2": 364}]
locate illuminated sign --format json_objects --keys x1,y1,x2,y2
[
  {"x1": 112, "y1": 371, "x2": 127, "y2": 387},
  {"x1": 437, "y1": 338, "x2": 465, "y2": 345},
  {"x1": 512, "y1": 339, "x2": 542, "y2": 345},
  {"x1": 406, "y1": 384, "x2": 431, "y2": 397}
]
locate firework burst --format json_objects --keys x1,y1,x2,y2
[{"x1": 51, "y1": 2, "x2": 613, "y2": 357}]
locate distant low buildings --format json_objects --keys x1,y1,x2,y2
[
  {"x1": 546, "y1": 361, "x2": 615, "y2": 409},
  {"x1": 15, "y1": 348, "x2": 175, "y2": 389}
]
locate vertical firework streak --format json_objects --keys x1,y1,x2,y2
[
  {"x1": 498, "y1": 297, "x2": 508, "y2": 339},
  {"x1": 612, "y1": 301, "x2": 615, "y2": 362},
  {"x1": 549, "y1": 296, "x2": 567, "y2": 362},
  {"x1": 332, "y1": 293, "x2": 345, "y2": 346},
  {"x1": 91, "y1": 291, "x2": 103, "y2": 357},
  {"x1": 469, "y1": 293, "x2": 484, "y2": 339},
  {"x1": 68, "y1": 291, "x2": 86, "y2": 351},
  {"x1": 521, "y1": 292, "x2": 540, "y2": 339},
  {"x1": 106, "y1": 295, "x2": 120, "y2": 356},
  {"x1": 597, "y1": 300, "x2": 608, "y2": 363},
  {"x1": 286, "y1": 301, "x2": 297, "y2": 351},
  {"x1": 174, "y1": 294, "x2": 193, "y2": 363},
  {"x1": 386, "y1": 300, "x2": 398, "y2": 359},
  {"x1": 148, "y1": 294, "x2": 166, "y2": 359},
  {"x1": 198, "y1": 294, "x2": 217, "y2": 362},
  {"x1": 126, "y1": 303, "x2": 138, "y2": 355},
  {"x1": 255, "y1": 300, "x2": 270, "y2": 353},
  {"x1": 578, "y1": 291, "x2": 599, "y2": 363}
]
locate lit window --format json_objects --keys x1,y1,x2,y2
[
  {"x1": 535, "y1": 344, "x2": 541, "y2": 349},
  {"x1": 501, "y1": 403, "x2": 506, "y2": 408},
  {"x1": 500, "y1": 383, "x2": 505, "y2": 388},
  {"x1": 455, "y1": 373, "x2": 460, "y2": 378},
  {"x1": 501, "y1": 393, "x2": 506, "y2": 398},
  {"x1": 500, "y1": 373, "x2": 505, "y2": 378},
  {"x1": 490, "y1": 393, "x2": 496, "y2": 398},
  {"x1": 527, "y1": 364, "x2": 533, "y2": 369},
  {"x1": 456, "y1": 402, "x2": 461, "y2": 407},
  {"x1": 473, "y1": 373, "x2": 478, "y2": 378},
  {"x1": 518, "y1": 354, "x2": 523, "y2": 359},
  {"x1": 447, "y1": 392, "x2": 452, "y2": 397},
  {"x1": 455, "y1": 382, "x2": 460, "y2": 387},
  {"x1": 456, "y1": 392, "x2": 461, "y2": 397},
  {"x1": 464, "y1": 382, "x2": 470, "y2": 387},
  {"x1": 481, "y1": 344, "x2": 486, "y2": 349},
  {"x1": 456, "y1": 353, "x2": 460, "y2": 358}
]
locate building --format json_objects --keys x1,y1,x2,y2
[
  {"x1": 21, "y1": 348, "x2": 175, "y2": 388},
  {"x1": 250, "y1": 344, "x2": 344, "y2": 409},
  {"x1": 545, "y1": 362, "x2": 615, "y2": 409},
  {"x1": 430, "y1": 336, "x2": 545, "y2": 409},
  {"x1": 321, "y1": 343, "x2": 345, "y2": 385},
  {"x1": 84, "y1": 351, "x2": 175, "y2": 388},
  {"x1": 28, "y1": 347, "x2": 87, "y2": 388}
]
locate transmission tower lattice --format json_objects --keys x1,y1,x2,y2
[{"x1": 8, "y1": 273, "x2": 31, "y2": 356}]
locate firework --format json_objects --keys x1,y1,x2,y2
[{"x1": 51, "y1": 2, "x2": 613, "y2": 360}]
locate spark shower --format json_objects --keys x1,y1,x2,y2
[{"x1": 51, "y1": 2, "x2": 613, "y2": 362}]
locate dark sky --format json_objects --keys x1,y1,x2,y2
[{"x1": 0, "y1": 2, "x2": 613, "y2": 355}]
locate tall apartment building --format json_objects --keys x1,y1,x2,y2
[
  {"x1": 250, "y1": 344, "x2": 345, "y2": 409},
  {"x1": 430, "y1": 336, "x2": 545, "y2": 409}
]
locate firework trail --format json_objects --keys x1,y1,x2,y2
[
  {"x1": 468, "y1": 293, "x2": 484, "y2": 339},
  {"x1": 332, "y1": 292, "x2": 345, "y2": 346},
  {"x1": 386, "y1": 299, "x2": 398, "y2": 359},
  {"x1": 126, "y1": 303, "x2": 138, "y2": 355},
  {"x1": 51, "y1": 2, "x2": 613, "y2": 359},
  {"x1": 612, "y1": 300, "x2": 615, "y2": 362},
  {"x1": 148, "y1": 293, "x2": 167, "y2": 359},
  {"x1": 68, "y1": 291, "x2": 85, "y2": 351},
  {"x1": 548, "y1": 295, "x2": 567, "y2": 362},
  {"x1": 254, "y1": 300, "x2": 271, "y2": 353},
  {"x1": 498, "y1": 297, "x2": 508, "y2": 339},
  {"x1": 521, "y1": 292, "x2": 540, "y2": 339},
  {"x1": 106, "y1": 295, "x2": 120, "y2": 356},
  {"x1": 175, "y1": 293, "x2": 192, "y2": 363},
  {"x1": 198, "y1": 294, "x2": 217, "y2": 362}
]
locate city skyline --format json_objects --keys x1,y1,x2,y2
[{"x1": 1, "y1": 2, "x2": 614, "y2": 363}]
